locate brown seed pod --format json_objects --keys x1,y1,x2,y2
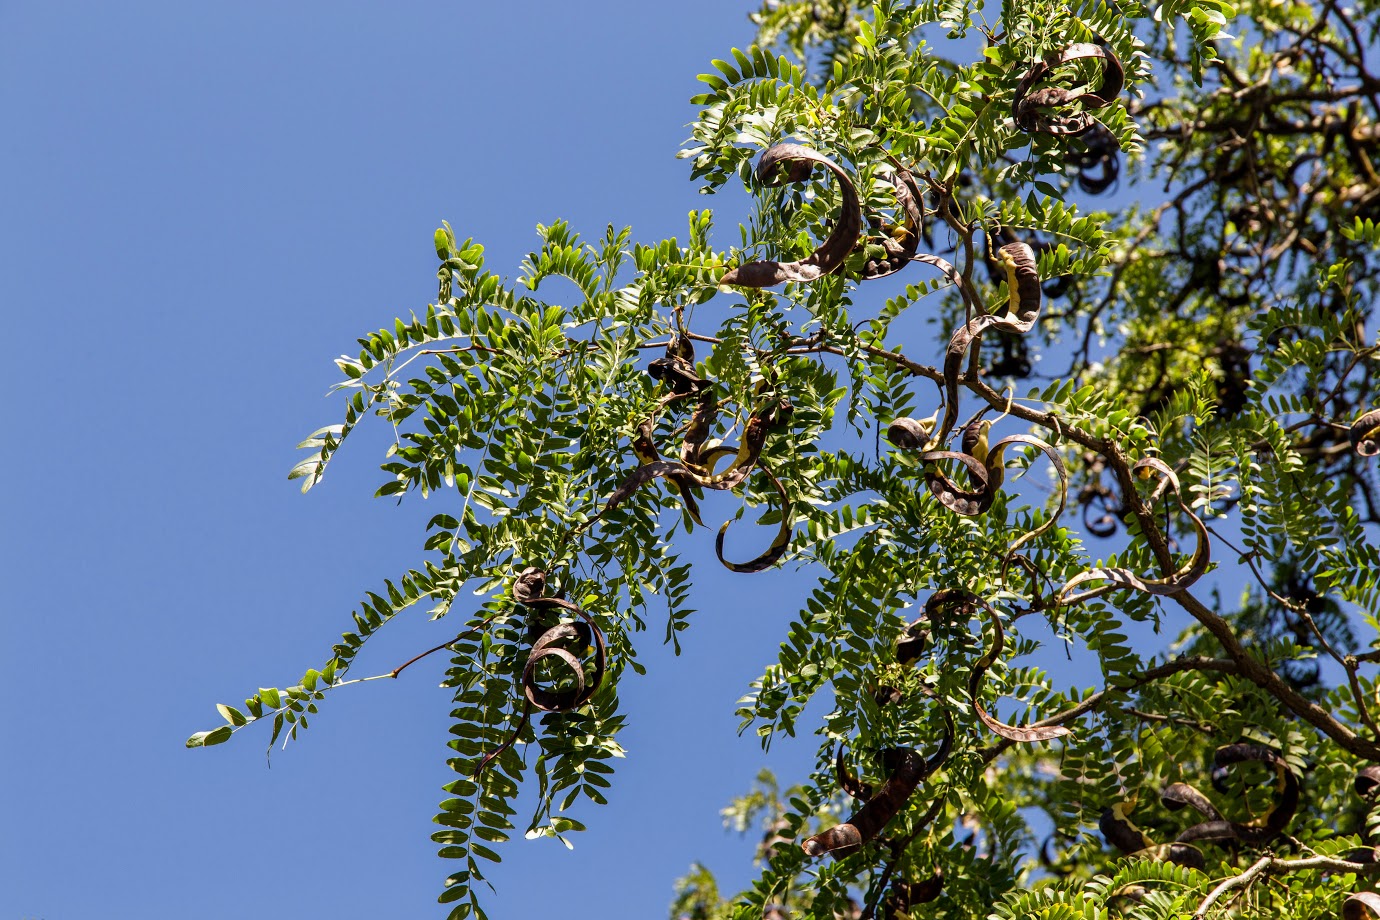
[
  {"x1": 896, "y1": 619, "x2": 929, "y2": 666},
  {"x1": 962, "y1": 592, "x2": 1072, "y2": 743},
  {"x1": 860, "y1": 167, "x2": 925, "y2": 281},
  {"x1": 1352, "y1": 409, "x2": 1380, "y2": 457},
  {"x1": 513, "y1": 566, "x2": 547, "y2": 605},
  {"x1": 1161, "y1": 782, "x2": 1222, "y2": 821},
  {"x1": 1056, "y1": 458, "x2": 1211, "y2": 605},
  {"x1": 1071, "y1": 123, "x2": 1122, "y2": 194},
  {"x1": 922, "y1": 433, "x2": 1068, "y2": 556},
  {"x1": 715, "y1": 463, "x2": 793, "y2": 573},
  {"x1": 1174, "y1": 744, "x2": 1300, "y2": 848},
  {"x1": 882, "y1": 869, "x2": 944, "y2": 915},
  {"x1": 927, "y1": 241, "x2": 1041, "y2": 450},
  {"x1": 1356, "y1": 765, "x2": 1380, "y2": 799},
  {"x1": 720, "y1": 143, "x2": 863, "y2": 287},
  {"x1": 1345, "y1": 892, "x2": 1380, "y2": 920},
  {"x1": 516, "y1": 577, "x2": 608, "y2": 713},
  {"x1": 1099, "y1": 801, "x2": 1206, "y2": 870},
  {"x1": 886, "y1": 415, "x2": 935, "y2": 450},
  {"x1": 1012, "y1": 43, "x2": 1125, "y2": 137},
  {"x1": 802, "y1": 714, "x2": 954, "y2": 858}
]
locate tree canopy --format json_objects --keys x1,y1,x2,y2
[{"x1": 189, "y1": 0, "x2": 1380, "y2": 917}]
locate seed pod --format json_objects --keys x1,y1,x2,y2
[
  {"x1": 1352, "y1": 409, "x2": 1380, "y2": 456},
  {"x1": 720, "y1": 144, "x2": 862, "y2": 287}
]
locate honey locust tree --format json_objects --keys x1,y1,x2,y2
[{"x1": 190, "y1": 0, "x2": 1380, "y2": 917}]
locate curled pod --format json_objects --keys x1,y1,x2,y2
[
  {"x1": 1056, "y1": 458, "x2": 1211, "y2": 605},
  {"x1": 886, "y1": 414, "x2": 936, "y2": 450},
  {"x1": 646, "y1": 332, "x2": 702, "y2": 395},
  {"x1": 520, "y1": 585, "x2": 608, "y2": 713},
  {"x1": 646, "y1": 354, "x2": 703, "y2": 396},
  {"x1": 1100, "y1": 802, "x2": 1207, "y2": 870},
  {"x1": 631, "y1": 418, "x2": 704, "y2": 525},
  {"x1": 860, "y1": 167, "x2": 925, "y2": 281},
  {"x1": 478, "y1": 573, "x2": 608, "y2": 775},
  {"x1": 883, "y1": 870, "x2": 944, "y2": 915},
  {"x1": 965, "y1": 593, "x2": 1072, "y2": 742},
  {"x1": 715, "y1": 463, "x2": 793, "y2": 573},
  {"x1": 835, "y1": 744, "x2": 875, "y2": 802},
  {"x1": 1352, "y1": 410, "x2": 1380, "y2": 457},
  {"x1": 995, "y1": 241, "x2": 1042, "y2": 319},
  {"x1": 1161, "y1": 782, "x2": 1222, "y2": 821},
  {"x1": 896, "y1": 619, "x2": 929, "y2": 666},
  {"x1": 513, "y1": 566, "x2": 548, "y2": 605},
  {"x1": 1012, "y1": 42, "x2": 1125, "y2": 137},
  {"x1": 1071, "y1": 123, "x2": 1122, "y2": 195},
  {"x1": 1080, "y1": 485, "x2": 1123, "y2": 538},
  {"x1": 1175, "y1": 744, "x2": 1300, "y2": 847},
  {"x1": 1345, "y1": 892, "x2": 1380, "y2": 920},
  {"x1": 923, "y1": 433, "x2": 1068, "y2": 556},
  {"x1": 928, "y1": 242, "x2": 1042, "y2": 449},
  {"x1": 802, "y1": 712, "x2": 954, "y2": 858},
  {"x1": 524, "y1": 623, "x2": 594, "y2": 712},
  {"x1": 1356, "y1": 765, "x2": 1380, "y2": 799},
  {"x1": 720, "y1": 143, "x2": 862, "y2": 288}
]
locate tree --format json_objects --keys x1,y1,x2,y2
[{"x1": 188, "y1": 0, "x2": 1380, "y2": 917}]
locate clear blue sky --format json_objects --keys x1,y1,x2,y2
[{"x1": 1, "y1": 3, "x2": 833, "y2": 918}]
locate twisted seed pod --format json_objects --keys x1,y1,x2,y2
[
  {"x1": 955, "y1": 590, "x2": 1071, "y2": 742},
  {"x1": 801, "y1": 715, "x2": 954, "y2": 857},
  {"x1": 1345, "y1": 892, "x2": 1380, "y2": 920},
  {"x1": 1012, "y1": 43, "x2": 1125, "y2": 137},
  {"x1": 521, "y1": 592, "x2": 607, "y2": 714},
  {"x1": 715, "y1": 463, "x2": 793, "y2": 573},
  {"x1": 1071, "y1": 123, "x2": 1122, "y2": 194},
  {"x1": 477, "y1": 571, "x2": 609, "y2": 775},
  {"x1": 860, "y1": 167, "x2": 924, "y2": 280},
  {"x1": 883, "y1": 870, "x2": 944, "y2": 915},
  {"x1": 720, "y1": 144, "x2": 862, "y2": 287},
  {"x1": 921, "y1": 433, "x2": 1068, "y2": 556},
  {"x1": 929, "y1": 241, "x2": 1041, "y2": 450},
  {"x1": 1352, "y1": 409, "x2": 1380, "y2": 457},
  {"x1": 835, "y1": 744, "x2": 875, "y2": 802},
  {"x1": 1099, "y1": 802, "x2": 1207, "y2": 870},
  {"x1": 886, "y1": 414, "x2": 936, "y2": 450},
  {"x1": 1161, "y1": 782, "x2": 1222, "y2": 821},
  {"x1": 1174, "y1": 744, "x2": 1299, "y2": 847},
  {"x1": 1356, "y1": 765, "x2": 1380, "y2": 799},
  {"x1": 1055, "y1": 458, "x2": 1211, "y2": 605},
  {"x1": 631, "y1": 418, "x2": 704, "y2": 525}
]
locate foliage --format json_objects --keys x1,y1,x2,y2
[{"x1": 190, "y1": 0, "x2": 1380, "y2": 917}]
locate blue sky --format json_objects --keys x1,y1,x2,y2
[{"x1": 1, "y1": 3, "x2": 836, "y2": 917}]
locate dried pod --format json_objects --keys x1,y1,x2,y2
[
  {"x1": 1175, "y1": 744, "x2": 1300, "y2": 847},
  {"x1": 926, "y1": 241, "x2": 1042, "y2": 449},
  {"x1": 896, "y1": 620, "x2": 929, "y2": 666},
  {"x1": 860, "y1": 167, "x2": 925, "y2": 280},
  {"x1": 513, "y1": 566, "x2": 547, "y2": 604},
  {"x1": 1345, "y1": 892, "x2": 1380, "y2": 920},
  {"x1": 1057, "y1": 458, "x2": 1211, "y2": 605},
  {"x1": 520, "y1": 596, "x2": 607, "y2": 713},
  {"x1": 1100, "y1": 802, "x2": 1207, "y2": 870},
  {"x1": 802, "y1": 718, "x2": 953, "y2": 858},
  {"x1": 887, "y1": 415, "x2": 934, "y2": 450},
  {"x1": 1071, "y1": 123, "x2": 1122, "y2": 194},
  {"x1": 1357, "y1": 765, "x2": 1380, "y2": 799},
  {"x1": 720, "y1": 144, "x2": 862, "y2": 287},
  {"x1": 715, "y1": 464, "x2": 793, "y2": 573},
  {"x1": 1161, "y1": 782, "x2": 1221, "y2": 820},
  {"x1": 883, "y1": 870, "x2": 944, "y2": 915},
  {"x1": 1012, "y1": 43, "x2": 1125, "y2": 137},
  {"x1": 1352, "y1": 410, "x2": 1380, "y2": 457}
]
